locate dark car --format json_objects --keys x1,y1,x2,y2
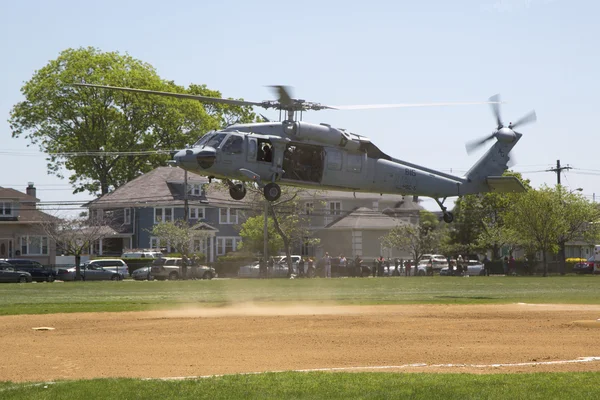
[
  {"x1": 573, "y1": 262, "x2": 594, "y2": 274},
  {"x1": 0, "y1": 261, "x2": 33, "y2": 283},
  {"x1": 1, "y1": 259, "x2": 56, "y2": 282}
]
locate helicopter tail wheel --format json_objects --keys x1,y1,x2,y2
[
  {"x1": 229, "y1": 183, "x2": 247, "y2": 200},
  {"x1": 443, "y1": 212, "x2": 454, "y2": 224},
  {"x1": 263, "y1": 183, "x2": 281, "y2": 202}
]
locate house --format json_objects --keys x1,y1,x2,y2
[
  {"x1": 295, "y1": 191, "x2": 424, "y2": 259},
  {"x1": 0, "y1": 183, "x2": 56, "y2": 264},
  {"x1": 85, "y1": 167, "x2": 249, "y2": 262}
]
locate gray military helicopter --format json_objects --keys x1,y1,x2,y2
[{"x1": 75, "y1": 84, "x2": 535, "y2": 223}]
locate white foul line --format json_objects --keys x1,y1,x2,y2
[
  {"x1": 2, "y1": 356, "x2": 600, "y2": 391},
  {"x1": 146, "y1": 356, "x2": 600, "y2": 381}
]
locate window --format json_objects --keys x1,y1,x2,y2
[
  {"x1": 216, "y1": 237, "x2": 241, "y2": 256},
  {"x1": 20, "y1": 236, "x2": 49, "y2": 255},
  {"x1": 124, "y1": 208, "x2": 131, "y2": 225},
  {"x1": 150, "y1": 236, "x2": 171, "y2": 252},
  {"x1": 327, "y1": 150, "x2": 342, "y2": 170},
  {"x1": 305, "y1": 202, "x2": 313, "y2": 215},
  {"x1": 0, "y1": 202, "x2": 13, "y2": 216},
  {"x1": 222, "y1": 135, "x2": 244, "y2": 154},
  {"x1": 189, "y1": 207, "x2": 205, "y2": 220},
  {"x1": 219, "y1": 208, "x2": 238, "y2": 224},
  {"x1": 154, "y1": 207, "x2": 174, "y2": 224},
  {"x1": 187, "y1": 184, "x2": 204, "y2": 196},
  {"x1": 329, "y1": 202, "x2": 342, "y2": 216}
]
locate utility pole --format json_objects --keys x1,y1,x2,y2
[
  {"x1": 184, "y1": 169, "x2": 189, "y2": 221},
  {"x1": 547, "y1": 159, "x2": 571, "y2": 185}
]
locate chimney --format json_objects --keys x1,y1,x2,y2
[
  {"x1": 26, "y1": 182, "x2": 36, "y2": 199},
  {"x1": 412, "y1": 195, "x2": 418, "y2": 202}
]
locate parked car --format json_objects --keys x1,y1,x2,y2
[
  {"x1": 419, "y1": 254, "x2": 449, "y2": 272},
  {"x1": 86, "y1": 259, "x2": 130, "y2": 277},
  {"x1": 440, "y1": 260, "x2": 485, "y2": 276},
  {"x1": 0, "y1": 259, "x2": 56, "y2": 282},
  {"x1": 573, "y1": 262, "x2": 594, "y2": 274},
  {"x1": 0, "y1": 262, "x2": 32, "y2": 283},
  {"x1": 238, "y1": 260, "x2": 291, "y2": 278},
  {"x1": 150, "y1": 257, "x2": 216, "y2": 280},
  {"x1": 131, "y1": 266, "x2": 154, "y2": 280},
  {"x1": 57, "y1": 263, "x2": 125, "y2": 281}
]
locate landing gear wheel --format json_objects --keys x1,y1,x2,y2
[
  {"x1": 263, "y1": 183, "x2": 281, "y2": 202},
  {"x1": 443, "y1": 212, "x2": 454, "y2": 223},
  {"x1": 229, "y1": 183, "x2": 246, "y2": 200}
]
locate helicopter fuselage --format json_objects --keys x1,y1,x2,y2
[{"x1": 174, "y1": 121, "x2": 469, "y2": 199}]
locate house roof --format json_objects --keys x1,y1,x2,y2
[
  {"x1": 0, "y1": 187, "x2": 38, "y2": 202},
  {"x1": 87, "y1": 167, "x2": 249, "y2": 209},
  {"x1": 324, "y1": 207, "x2": 408, "y2": 230}
]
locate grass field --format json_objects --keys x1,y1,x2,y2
[
  {"x1": 0, "y1": 275, "x2": 599, "y2": 315},
  {"x1": 2, "y1": 276, "x2": 600, "y2": 399},
  {"x1": 2, "y1": 372, "x2": 600, "y2": 400}
]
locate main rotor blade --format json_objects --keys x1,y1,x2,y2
[
  {"x1": 327, "y1": 100, "x2": 503, "y2": 110},
  {"x1": 268, "y1": 85, "x2": 294, "y2": 107},
  {"x1": 509, "y1": 110, "x2": 537, "y2": 129},
  {"x1": 489, "y1": 94, "x2": 503, "y2": 128},
  {"x1": 72, "y1": 83, "x2": 265, "y2": 108},
  {"x1": 465, "y1": 134, "x2": 495, "y2": 155}
]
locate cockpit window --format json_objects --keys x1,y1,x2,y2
[
  {"x1": 222, "y1": 135, "x2": 244, "y2": 154},
  {"x1": 193, "y1": 130, "x2": 216, "y2": 147},
  {"x1": 204, "y1": 133, "x2": 227, "y2": 149}
]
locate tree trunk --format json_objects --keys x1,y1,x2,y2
[
  {"x1": 542, "y1": 250, "x2": 548, "y2": 277},
  {"x1": 558, "y1": 240, "x2": 566, "y2": 276},
  {"x1": 268, "y1": 204, "x2": 292, "y2": 277},
  {"x1": 492, "y1": 244, "x2": 500, "y2": 260}
]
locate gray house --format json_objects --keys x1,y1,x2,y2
[
  {"x1": 295, "y1": 191, "x2": 424, "y2": 259},
  {"x1": 86, "y1": 167, "x2": 249, "y2": 262}
]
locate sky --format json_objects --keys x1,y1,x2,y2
[{"x1": 1, "y1": 0, "x2": 599, "y2": 215}]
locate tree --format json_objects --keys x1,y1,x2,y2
[
  {"x1": 9, "y1": 47, "x2": 255, "y2": 196},
  {"x1": 555, "y1": 186, "x2": 600, "y2": 275},
  {"x1": 150, "y1": 220, "x2": 213, "y2": 258},
  {"x1": 381, "y1": 210, "x2": 445, "y2": 264},
  {"x1": 238, "y1": 215, "x2": 283, "y2": 256},
  {"x1": 448, "y1": 171, "x2": 531, "y2": 259},
  {"x1": 42, "y1": 216, "x2": 112, "y2": 280},
  {"x1": 228, "y1": 184, "x2": 320, "y2": 275},
  {"x1": 504, "y1": 186, "x2": 565, "y2": 276}
]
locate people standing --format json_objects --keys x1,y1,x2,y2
[
  {"x1": 323, "y1": 252, "x2": 331, "y2": 278},
  {"x1": 307, "y1": 257, "x2": 314, "y2": 278},
  {"x1": 502, "y1": 256, "x2": 509, "y2": 275},
  {"x1": 508, "y1": 255, "x2": 516, "y2": 276},
  {"x1": 339, "y1": 254, "x2": 347, "y2": 275},
  {"x1": 457, "y1": 255, "x2": 464, "y2": 277},
  {"x1": 298, "y1": 257, "x2": 305, "y2": 277},
  {"x1": 483, "y1": 255, "x2": 490, "y2": 276},
  {"x1": 354, "y1": 255, "x2": 362, "y2": 277}
]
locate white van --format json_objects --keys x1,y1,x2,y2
[{"x1": 121, "y1": 250, "x2": 163, "y2": 259}]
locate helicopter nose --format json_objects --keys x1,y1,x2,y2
[
  {"x1": 174, "y1": 147, "x2": 216, "y2": 170},
  {"x1": 195, "y1": 148, "x2": 216, "y2": 169}
]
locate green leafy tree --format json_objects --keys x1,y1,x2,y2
[
  {"x1": 555, "y1": 186, "x2": 600, "y2": 274},
  {"x1": 449, "y1": 171, "x2": 531, "y2": 259},
  {"x1": 504, "y1": 185, "x2": 565, "y2": 276},
  {"x1": 150, "y1": 220, "x2": 212, "y2": 258},
  {"x1": 238, "y1": 215, "x2": 284, "y2": 256},
  {"x1": 9, "y1": 47, "x2": 255, "y2": 196},
  {"x1": 381, "y1": 210, "x2": 445, "y2": 264}
]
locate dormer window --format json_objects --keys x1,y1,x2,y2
[
  {"x1": 187, "y1": 184, "x2": 204, "y2": 196},
  {"x1": 0, "y1": 202, "x2": 14, "y2": 216}
]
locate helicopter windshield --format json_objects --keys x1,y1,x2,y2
[{"x1": 193, "y1": 131, "x2": 217, "y2": 147}]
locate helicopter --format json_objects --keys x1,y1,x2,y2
[{"x1": 74, "y1": 84, "x2": 536, "y2": 223}]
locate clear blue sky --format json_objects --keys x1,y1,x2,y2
[{"x1": 1, "y1": 0, "x2": 598, "y2": 215}]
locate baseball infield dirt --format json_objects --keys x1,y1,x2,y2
[{"x1": 1, "y1": 303, "x2": 600, "y2": 382}]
